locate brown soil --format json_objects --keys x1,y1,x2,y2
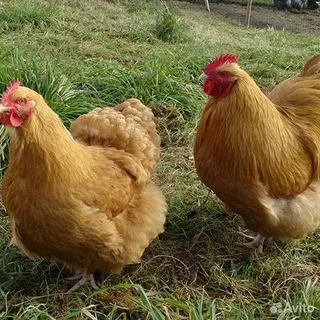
[{"x1": 210, "y1": 2, "x2": 320, "y2": 35}]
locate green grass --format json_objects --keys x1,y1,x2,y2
[
  {"x1": 154, "y1": 6, "x2": 185, "y2": 42},
  {"x1": 0, "y1": 0, "x2": 320, "y2": 319},
  {"x1": 0, "y1": 0, "x2": 58, "y2": 32}
]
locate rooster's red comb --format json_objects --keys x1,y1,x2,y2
[
  {"x1": 204, "y1": 53, "x2": 238, "y2": 75},
  {"x1": 2, "y1": 80, "x2": 21, "y2": 105}
]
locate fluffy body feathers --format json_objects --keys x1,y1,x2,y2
[
  {"x1": 1, "y1": 88, "x2": 167, "y2": 283},
  {"x1": 194, "y1": 54, "x2": 320, "y2": 240}
]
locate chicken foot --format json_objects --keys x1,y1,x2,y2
[
  {"x1": 236, "y1": 232, "x2": 266, "y2": 253},
  {"x1": 67, "y1": 273, "x2": 99, "y2": 293},
  {"x1": 66, "y1": 272, "x2": 82, "y2": 281}
]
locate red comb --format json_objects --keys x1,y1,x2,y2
[
  {"x1": 2, "y1": 80, "x2": 20, "y2": 105},
  {"x1": 204, "y1": 53, "x2": 238, "y2": 75}
]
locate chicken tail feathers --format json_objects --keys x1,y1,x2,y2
[{"x1": 70, "y1": 99, "x2": 161, "y2": 175}]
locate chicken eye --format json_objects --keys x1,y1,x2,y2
[{"x1": 18, "y1": 98, "x2": 27, "y2": 104}]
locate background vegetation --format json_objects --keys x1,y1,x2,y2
[{"x1": 0, "y1": 0, "x2": 320, "y2": 319}]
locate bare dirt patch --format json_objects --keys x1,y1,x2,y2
[{"x1": 210, "y1": 2, "x2": 320, "y2": 35}]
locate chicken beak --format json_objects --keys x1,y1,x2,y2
[
  {"x1": 199, "y1": 73, "x2": 209, "y2": 81},
  {"x1": 0, "y1": 104, "x2": 10, "y2": 114}
]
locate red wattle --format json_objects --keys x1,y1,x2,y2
[
  {"x1": 204, "y1": 80, "x2": 214, "y2": 96},
  {"x1": 10, "y1": 112, "x2": 23, "y2": 127}
]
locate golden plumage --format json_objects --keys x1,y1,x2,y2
[
  {"x1": 1, "y1": 87, "x2": 167, "y2": 290},
  {"x1": 194, "y1": 54, "x2": 320, "y2": 245}
]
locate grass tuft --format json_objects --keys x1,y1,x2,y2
[
  {"x1": 84, "y1": 56, "x2": 203, "y2": 122},
  {"x1": 155, "y1": 6, "x2": 185, "y2": 42},
  {"x1": 1, "y1": 53, "x2": 95, "y2": 110},
  {"x1": 0, "y1": 0, "x2": 58, "y2": 32}
]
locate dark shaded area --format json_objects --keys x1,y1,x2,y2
[
  {"x1": 209, "y1": 2, "x2": 320, "y2": 35},
  {"x1": 182, "y1": 0, "x2": 319, "y2": 9},
  {"x1": 178, "y1": 0, "x2": 319, "y2": 35}
]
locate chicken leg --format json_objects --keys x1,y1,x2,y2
[
  {"x1": 237, "y1": 232, "x2": 266, "y2": 253},
  {"x1": 67, "y1": 273, "x2": 99, "y2": 293}
]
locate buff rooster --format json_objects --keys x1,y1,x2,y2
[
  {"x1": 194, "y1": 53, "x2": 320, "y2": 252},
  {"x1": 0, "y1": 82, "x2": 167, "y2": 292}
]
